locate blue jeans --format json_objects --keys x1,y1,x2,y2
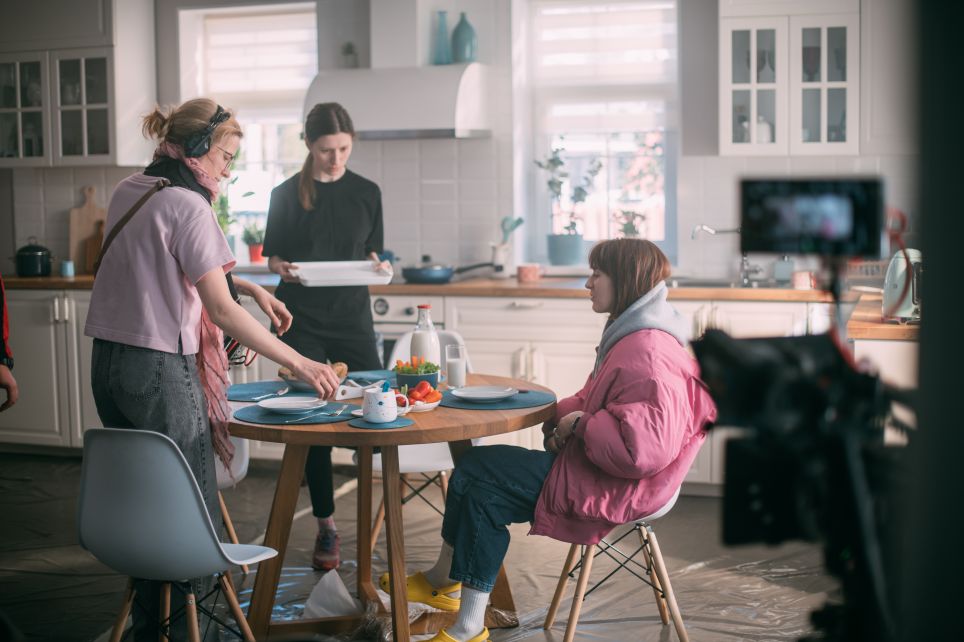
[{"x1": 442, "y1": 445, "x2": 556, "y2": 592}]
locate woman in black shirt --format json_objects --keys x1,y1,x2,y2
[{"x1": 264, "y1": 102, "x2": 388, "y2": 571}]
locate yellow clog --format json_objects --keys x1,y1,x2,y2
[
  {"x1": 378, "y1": 571, "x2": 461, "y2": 611},
  {"x1": 426, "y1": 627, "x2": 490, "y2": 642}
]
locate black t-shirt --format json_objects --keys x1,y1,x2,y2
[{"x1": 263, "y1": 170, "x2": 384, "y2": 324}]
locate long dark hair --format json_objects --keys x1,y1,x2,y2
[
  {"x1": 588, "y1": 238, "x2": 671, "y2": 319},
  {"x1": 298, "y1": 102, "x2": 355, "y2": 210}
]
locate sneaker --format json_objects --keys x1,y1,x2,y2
[{"x1": 312, "y1": 529, "x2": 340, "y2": 571}]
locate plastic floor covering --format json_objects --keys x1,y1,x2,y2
[{"x1": 0, "y1": 450, "x2": 838, "y2": 641}]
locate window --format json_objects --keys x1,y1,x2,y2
[
  {"x1": 528, "y1": 0, "x2": 679, "y2": 263},
  {"x1": 180, "y1": 3, "x2": 317, "y2": 264}
]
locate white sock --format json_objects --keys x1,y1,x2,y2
[
  {"x1": 445, "y1": 585, "x2": 489, "y2": 641},
  {"x1": 423, "y1": 541, "x2": 458, "y2": 589},
  {"x1": 317, "y1": 515, "x2": 336, "y2": 532}
]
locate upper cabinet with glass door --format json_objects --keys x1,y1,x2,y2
[
  {"x1": 720, "y1": 18, "x2": 788, "y2": 155},
  {"x1": 0, "y1": 53, "x2": 52, "y2": 166},
  {"x1": 719, "y1": 1, "x2": 860, "y2": 157},
  {"x1": 789, "y1": 15, "x2": 859, "y2": 155},
  {"x1": 50, "y1": 49, "x2": 113, "y2": 165}
]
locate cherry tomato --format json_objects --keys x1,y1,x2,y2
[
  {"x1": 415, "y1": 380, "x2": 432, "y2": 395},
  {"x1": 395, "y1": 394, "x2": 407, "y2": 407}
]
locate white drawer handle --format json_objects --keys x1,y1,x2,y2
[{"x1": 507, "y1": 301, "x2": 543, "y2": 310}]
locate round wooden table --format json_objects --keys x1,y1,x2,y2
[{"x1": 229, "y1": 374, "x2": 556, "y2": 641}]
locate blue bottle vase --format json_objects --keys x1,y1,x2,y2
[
  {"x1": 433, "y1": 11, "x2": 452, "y2": 65},
  {"x1": 452, "y1": 12, "x2": 477, "y2": 63}
]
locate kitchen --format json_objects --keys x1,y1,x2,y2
[{"x1": 0, "y1": 1, "x2": 957, "y2": 641}]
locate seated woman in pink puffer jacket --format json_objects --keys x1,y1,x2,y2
[{"x1": 386, "y1": 238, "x2": 718, "y2": 642}]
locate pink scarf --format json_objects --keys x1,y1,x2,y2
[{"x1": 155, "y1": 141, "x2": 234, "y2": 470}]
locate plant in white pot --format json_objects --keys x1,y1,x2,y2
[{"x1": 535, "y1": 147, "x2": 601, "y2": 265}]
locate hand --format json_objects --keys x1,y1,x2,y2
[
  {"x1": 369, "y1": 252, "x2": 393, "y2": 275},
  {"x1": 554, "y1": 411, "x2": 584, "y2": 444},
  {"x1": 252, "y1": 289, "x2": 293, "y2": 336},
  {"x1": 0, "y1": 365, "x2": 18, "y2": 412},
  {"x1": 272, "y1": 258, "x2": 301, "y2": 283},
  {"x1": 291, "y1": 358, "x2": 341, "y2": 400}
]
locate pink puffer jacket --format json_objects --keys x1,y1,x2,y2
[{"x1": 529, "y1": 328, "x2": 718, "y2": 545}]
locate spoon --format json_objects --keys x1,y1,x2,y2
[{"x1": 251, "y1": 387, "x2": 289, "y2": 401}]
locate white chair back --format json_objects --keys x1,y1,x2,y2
[
  {"x1": 388, "y1": 329, "x2": 473, "y2": 373},
  {"x1": 216, "y1": 436, "x2": 250, "y2": 490},
  {"x1": 78, "y1": 428, "x2": 266, "y2": 582}
]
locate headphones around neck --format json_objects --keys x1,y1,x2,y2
[{"x1": 183, "y1": 105, "x2": 230, "y2": 158}]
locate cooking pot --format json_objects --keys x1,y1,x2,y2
[
  {"x1": 15, "y1": 237, "x2": 52, "y2": 277},
  {"x1": 402, "y1": 255, "x2": 499, "y2": 284}
]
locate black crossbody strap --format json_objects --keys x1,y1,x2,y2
[{"x1": 94, "y1": 178, "x2": 171, "y2": 276}]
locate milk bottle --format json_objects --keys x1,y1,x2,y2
[{"x1": 410, "y1": 304, "x2": 441, "y2": 366}]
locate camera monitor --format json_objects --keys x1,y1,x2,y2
[{"x1": 740, "y1": 178, "x2": 884, "y2": 257}]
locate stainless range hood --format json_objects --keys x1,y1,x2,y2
[{"x1": 304, "y1": 62, "x2": 490, "y2": 140}]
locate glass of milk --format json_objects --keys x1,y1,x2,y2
[{"x1": 445, "y1": 344, "x2": 467, "y2": 389}]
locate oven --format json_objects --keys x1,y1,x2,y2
[{"x1": 371, "y1": 295, "x2": 445, "y2": 367}]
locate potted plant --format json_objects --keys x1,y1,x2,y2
[
  {"x1": 242, "y1": 223, "x2": 266, "y2": 264},
  {"x1": 614, "y1": 209, "x2": 647, "y2": 238},
  {"x1": 214, "y1": 193, "x2": 237, "y2": 253},
  {"x1": 535, "y1": 147, "x2": 601, "y2": 265},
  {"x1": 341, "y1": 42, "x2": 358, "y2": 68}
]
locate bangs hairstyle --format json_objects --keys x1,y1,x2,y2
[
  {"x1": 141, "y1": 98, "x2": 241, "y2": 149},
  {"x1": 298, "y1": 102, "x2": 356, "y2": 210},
  {"x1": 588, "y1": 239, "x2": 671, "y2": 319}
]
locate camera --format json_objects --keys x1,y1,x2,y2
[{"x1": 691, "y1": 178, "x2": 904, "y2": 641}]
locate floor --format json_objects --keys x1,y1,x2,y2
[{"x1": 0, "y1": 450, "x2": 838, "y2": 641}]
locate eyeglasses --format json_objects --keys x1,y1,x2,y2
[{"x1": 214, "y1": 144, "x2": 239, "y2": 165}]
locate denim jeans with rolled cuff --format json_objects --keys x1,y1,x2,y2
[{"x1": 441, "y1": 445, "x2": 556, "y2": 592}]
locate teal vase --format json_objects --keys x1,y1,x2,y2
[
  {"x1": 451, "y1": 12, "x2": 477, "y2": 63},
  {"x1": 433, "y1": 11, "x2": 452, "y2": 65}
]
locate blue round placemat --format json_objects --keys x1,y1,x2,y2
[
  {"x1": 233, "y1": 403, "x2": 357, "y2": 425},
  {"x1": 348, "y1": 416, "x2": 414, "y2": 430},
  {"x1": 440, "y1": 389, "x2": 556, "y2": 410},
  {"x1": 228, "y1": 381, "x2": 319, "y2": 402}
]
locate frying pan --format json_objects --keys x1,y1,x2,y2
[{"x1": 401, "y1": 256, "x2": 498, "y2": 284}]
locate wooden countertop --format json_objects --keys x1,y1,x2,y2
[
  {"x1": 847, "y1": 293, "x2": 919, "y2": 341},
  {"x1": 1, "y1": 273, "x2": 846, "y2": 302}
]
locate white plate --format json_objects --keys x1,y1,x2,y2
[
  {"x1": 258, "y1": 397, "x2": 326, "y2": 414},
  {"x1": 290, "y1": 260, "x2": 393, "y2": 287},
  {"x1": 351, "y1": 406, "x2": 414, "y2": 418},
  {"x1": 408, "y1": 399, "x2": 441, "y2": 412},
  {"x1": 450, "y1": 386, "x2": 518, "y2": 403}
]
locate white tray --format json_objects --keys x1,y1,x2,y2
[{"x1": 289, "y1": 261, "x2": 393, "y2": 287}]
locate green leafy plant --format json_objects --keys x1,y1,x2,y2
[
  {"x1": 242, "y1": 222, "x2": 265, "y2": 246},
  {"x1": 393, "y1": 359, "x2": 440, "y2": 375},
  {"x1": 615, "y1": 209, "x2": 647, "y2": 238},
  {"x1": 214, "y1": 176, "x2": 254, "y2": 235},
  {"x1": 534, "y1": 146, "x2": 602, "y2": 235},
  {"x1": 341, "y1": 42, "x2": 356, "y2": 56}
]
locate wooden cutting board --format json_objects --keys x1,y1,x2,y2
[{"x1": 69, "y1": 186, "x2": 107, "y2": 275}]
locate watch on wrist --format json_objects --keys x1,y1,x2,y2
[{"x1": 0, "y1": 355, "x2": 13, "y2": 370}]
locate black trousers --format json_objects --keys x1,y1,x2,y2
[{"x1": 279, "y1": 321, "x2": 381, "y2": 517}]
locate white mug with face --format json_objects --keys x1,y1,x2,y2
[{"x1": 362, "y1": 388, "x2": 409, "y2": 423}]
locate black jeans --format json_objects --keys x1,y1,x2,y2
[
  {"x1": 442, "y1": 445, "x2": 556, "y2": 591},
  {"x1": 279, "y1": 322, "x2": 381, "y2": 517},
  {"x1": 91, "y1": 339, "x2": 219, "y2": 641}
]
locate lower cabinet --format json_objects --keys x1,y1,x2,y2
[{"x1": 0, "y1": 290, "x2": 100, "y2": 447}]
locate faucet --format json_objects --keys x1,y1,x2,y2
[{"x1": 691, "y1": 224, "x2": 763, "y2": 287}]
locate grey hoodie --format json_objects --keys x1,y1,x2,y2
[{"x1": 593, "y1": 281, "x2": 690, "y2": 376}]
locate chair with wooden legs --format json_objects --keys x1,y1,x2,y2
[
  {"x1": 544, "y1": 487, "x2": 688, "y2": 642},
  {"x1": 78, "y1": 428, "x2": 277, "y2": 642},
  {"x1": 216, "y1": 436, "x2": 251, "y2": 574}
]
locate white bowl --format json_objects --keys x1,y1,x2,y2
[
  {"x1": 257, "y1": 397, "x2": 326, "y2": 414},
  {"x1": 408, "y1": 399, "x2": 441, "y2": 413}
]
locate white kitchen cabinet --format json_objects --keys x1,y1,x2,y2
[
  {"x1": 68, "y1": 290, "x2": 103, "y2": 445},
  {"x1": 0, "y1": 291, "x2": 73, "y2": 446},
  {"x1": 0, "y1": 0, "x2": 154, "y2": 167},
  {"x1": 0, "y1": 52, "x2": 52, "y2": 166},
  {"x1": 719, "y1": 1, "x2": 859, "y2": 156}
]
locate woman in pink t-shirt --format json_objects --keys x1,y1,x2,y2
[{"x1": 85, "y1": 98, "x2": 341, "y2": 641}]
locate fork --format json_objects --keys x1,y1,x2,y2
[
  {"x1": 251, "y1": 387, "x2": 289, "y2": 401},
  {"x1": 284, "y1": 405, "x2": 347, "y2": 423}
]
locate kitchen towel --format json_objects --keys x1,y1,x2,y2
[
  {"x1": 439, "y1": 389, "x2": 556, "y2": 411},
  {"x1": 233, "y1": 404, "x2": 356, "y2": 425}
]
